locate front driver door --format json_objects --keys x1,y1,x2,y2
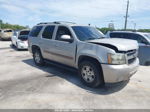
[{"x1": 52, "y1": 26, "x2": 76, "y2": 67}]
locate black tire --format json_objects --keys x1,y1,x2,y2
[
  {"x1": 33, "y1": 48, "x2": 45, "y2": 66},
  {"x1": 16, "y1": 43, "x2": 20, "y2": 51},
  {"x1": 78, "y1": 61, "x2": 104, "y2": 88},
  {"x1": 11, "y1": 40, "x2": 14, "y2": 46}
]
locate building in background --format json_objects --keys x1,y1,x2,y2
[{"x1": 108, "y1": 22, "x2": 115, "y2": 29}]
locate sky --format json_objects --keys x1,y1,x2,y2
[{"x1": 0, "y1": 0, "x2": 150, "y2": 29}]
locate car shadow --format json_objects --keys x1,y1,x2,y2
[
  {"x1": 10, "y1": 44, "x2": 28, "y2": 51},
  {"x1": 22, "y1": 59, "x2": 129, "y2": 95}
]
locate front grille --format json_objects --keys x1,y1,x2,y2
[
  {"x1": 128, "y1": 58, "x2": 136, "y2": 64},
  {"x1": 126, "y1": 49, "x2": 137, "y2": 64},
  {"x1": 127, "y1": 50, "x2": 136, "y2": 56}
]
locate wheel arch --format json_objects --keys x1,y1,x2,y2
[
  {"x1": 78, "y1": 55, "x2": 105, "y2": 84},
  {"x1": 31, "y1": 45, "x2": 41, "y2": 54}
]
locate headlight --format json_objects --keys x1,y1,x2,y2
[{"x1": 108, "y1": 53, "x2": 126, "y2": 65}]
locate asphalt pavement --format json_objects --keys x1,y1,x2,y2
[{"x1": 0, "y1": 41, "x2": 150, "y2": 109}]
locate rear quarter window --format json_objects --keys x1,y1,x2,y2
[
  {"x1": 110, "y1": 33, "x2": 123, "y2": 38},
  {"x1": 110, "y1": 33, "x2": 131, "y2": 39},
  {"x1": 29, "y1": 26, "x2": 43, "y2": 37},
  {"x1": 42, "y1": 26, "x2": 55, "y2": 39}
]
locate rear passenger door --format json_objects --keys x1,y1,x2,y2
[
  {"x1": 40, "y1": 25, "x2": 56, "y2": 60},
  {"x1": 52, "y1": 26, "x2": 76, "y2": 67}
]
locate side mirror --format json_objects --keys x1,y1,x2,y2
[{"x1": 60, "y1": 35, "x2": 73, "y2": 43}]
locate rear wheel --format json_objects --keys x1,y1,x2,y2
[
  {"x1": 33, "y1": 48, "x2": 45, "y2": 66},
  {"x1": 78, "y1": 61, "x2": 104, "y2": 88}
]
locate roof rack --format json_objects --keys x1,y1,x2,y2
[
  {"x1": 37, "y1": 21, "x2": 76, "y2": 25},
  {"x1": 54, "y1": 21, "x2": 76, "y2": 24},
  {"x1": 37, "y1": 22, "x2": 58, "y2": 25}
]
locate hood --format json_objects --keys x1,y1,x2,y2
[{"x1": 88, "y1": 38, "x2": 138, "y2": 52}]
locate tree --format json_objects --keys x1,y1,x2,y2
[
  {"x1": 0, "y1": 20, "x2": 27, "y2": 30},
  {"x1": 138, "y1": 29, "x2": 150, "y2": 33},
  {"x1": 97, "y1": 27, "x2": 114, "y2": 34}
]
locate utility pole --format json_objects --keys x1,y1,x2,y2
[
  {"x1": 124, "y1": 0, "x2": 129, "y2": 30},
  {"x1": 133, "y1": 23, "x2": 136, "y2": 31},
  {"x1": 0, "y1": 19, "x2": 2, "y2": 29},
  {"x1": 131, "y1": 21, "x2": 136, "y2": 31}
]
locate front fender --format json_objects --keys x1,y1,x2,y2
[{"x1": 76, "y1": 42, "x2": 115, "y2": 67}]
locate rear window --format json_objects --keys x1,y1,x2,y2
[
  {"x1": 20, "y1": 31, "x2": 30, "y2": 35},
  {"x1": 4, "y1": 30, "x2": 12, "y2": 32},
  {"x1": 29, "y1": 26, "x2": 43, "y2": 37}
]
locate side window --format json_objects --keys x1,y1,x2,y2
[
  {"x1": 122, "y1": 33, "x2": 131, "y2": 39},
  {"x1": 29, "y1": 26, "x2": 43, "y2": 37},
  {"x1": 42, "y1": 26, "x2": 55, "y2": 39},
  {"x1": 110, "y1": 33, "x2": 124, "y2": 38},
  {"x1": 110, "y1": 33, "x2": 117, "y2": 38},
  {"x1": 131, "y1": 34, "x2": 148, "y2": 44},
  {"x1": 56, "y1": 26, "x2": 72, "y2": 40}
]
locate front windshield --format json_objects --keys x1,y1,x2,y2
[
  {"x1": 72, "y1": 26, "x2": 105, "y2": 41},
  {"x1": 144, "y1": 33, "x2": 150, "y2": 40}
]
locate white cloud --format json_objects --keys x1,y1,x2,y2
[{"x1": 0, "y1": 0, "x2": 150, "y2": 28}]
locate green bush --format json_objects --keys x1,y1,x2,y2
[
  {"x1": 97, "y1": 27, "x2": 114, "y2": 34},
  {"x1": 0, "y1": 20, "x2": 27, "y2": 30}
]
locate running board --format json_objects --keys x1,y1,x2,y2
[{"x1": 44, "y1": 59, "x2": 77, "y2": 72}]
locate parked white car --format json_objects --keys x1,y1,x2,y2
[{"x1": 11, "y1": 29, "x2": 30, "y2": 50}]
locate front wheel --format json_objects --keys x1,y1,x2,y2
[
  {"x1": 78, "y1": 61, "x2": 104, "y2": 88},
  {"x1": 33, "y1": 49, "x2": 45, "y2": 66}
]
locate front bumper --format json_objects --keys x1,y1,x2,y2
[
  {"x1": 101, "y1": 58, "x2": 139, "y2": 83},
  {"x1": 17, "y1": 42, "x2": 28, "y2": 49}
]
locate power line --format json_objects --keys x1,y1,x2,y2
[{"x1": 124, "y1": 0, "x2": 129, "y2": 30}]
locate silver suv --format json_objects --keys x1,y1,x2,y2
[{"x1": 28, "y1": 22, "x2": 139, "y2": 88}]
